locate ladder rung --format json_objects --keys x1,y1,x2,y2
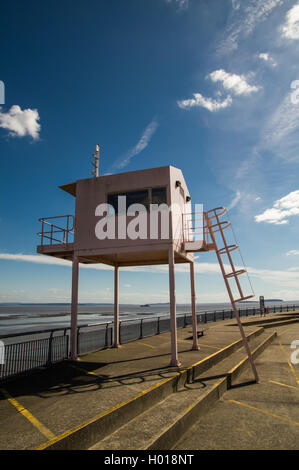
[
  {"x1": 225, "y1": 269, "x2": 246, "y2": 278},
  {"x1": 234, "y1": 295, "x2": 254, "y2": 303},
  {"x1": 217, "y1": 244, "x2": 238, "y2": 255}
]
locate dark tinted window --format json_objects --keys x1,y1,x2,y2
[
  {"x1": 108, "y1": 190, "x2": 149, "y2": 214},
  {"x1": 151, "y1": 187, "x2": 167, "y2": 205}
]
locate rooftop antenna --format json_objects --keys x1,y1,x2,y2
[{"x1": 92, "y1": 144, "x2": 100, "y2": 177}]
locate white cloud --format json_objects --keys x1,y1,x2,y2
[
  {"x1": 218, "y1": 0, "x2": 285, "y2": 55},
  {"x1": 0, "y1": 105, "x2": 40, "y2": 140},
  {"x1": 232, "y1": 0, "x2": 241, "y2": 10},
  {"x1": 258, "y1": 52, "x2": 277, "y2": 66},
  {"x1": 165, "y1": 0, "x2": 189, "y2": 11},
  {"x1": 281, "y1": 3, "x2": 299, "y2": 40},
  {"x1": 208, "y1": 69, "x2": 260, "y2": 96},
  {"x1": 4, "y1": 252, "x2": 299, "y2": 294},
  {"x1": 112, "y1": 118, "x2": 158, "y2": 170},
  {"x1": 259, "y1": 52, "x2": 270, "y2": 61},
  {"x1": 261, "y1": 90, "x2": 299, "y2": 158},
  {"x1": 178, "y1": 70, "x2": 259, "y2": 115},
  {"x1": 286, "y1": 250, "x2": 299, "y2": 256},
  {"x1": 0, "y1": 253, "x2": 113, "y2": 270},
  {"x1": 255, "y1": 190, "x2": 299, "y2": 225},
  {"x1": 227, "y1": 190, "x2": 242, "y2": 211},
  {"x1": 177, "y1": 93, "x2": 232, "y2": 112}
]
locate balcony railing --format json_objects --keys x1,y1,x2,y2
[
  {"x1": 182, "y1": 207, "x2": 230, "y2": 246},
  {"x1": 38, "y1": 215, "x2": 74, "y2": 246}
]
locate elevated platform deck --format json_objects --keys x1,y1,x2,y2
[{"x1": 36, "y1": 243, "x2": 194, "y2": 266}]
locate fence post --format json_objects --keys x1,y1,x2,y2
[
  {"x1": 76, "y1": 326, "x2": 80, "y2": 356},
  {"x1": 223, "y1": 310, "x2": 225, "y2": 321},
  {"x1": 47, "y1": 332, "x2": 54, "y2": 367},
  {"x1": 105, "y1": 323, "x2": 109, "y2": 348},
  {"x1": 140, "y1": 319, "x2": 143, "y2": 339},
  {"x1": 287, "y1": 304, "x2": 289, "y2": 312},
  {"x1": 204, "y1": 313, "x2": 207, "y2": 324},
  {"x1": 119, "y1": 322, "x2": 122, "y2": 344},
  {"x1": 157, "y1": 317, "x2": 160, "y2": 335},
  {"x1": 214, "y1": 311, "x2": 216, "y2": 322}
]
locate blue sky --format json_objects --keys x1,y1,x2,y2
[{"x1": 1, "y1": 0, "x2": 299, "y2": 303}]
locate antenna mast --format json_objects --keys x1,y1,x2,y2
[{"x1": 92, "y1": 144, "x2": 100, "y2": 177}]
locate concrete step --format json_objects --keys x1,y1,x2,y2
[
  {"x1": 227, "y1": 314, "x2": 299, "y2": 328},
  {"x1": 89, "y1": 330, "x2": 276, "y2": 450},
  {"x1": 41, "y1": 327, "x2": 265, "y2": 450},
  {"x1": 144, "y1": 331, "x2": 276, "y2": 450},
  {"x1": 261, "y1": 318, "x2": 299, "y2": 329},
  {"x1": 89, "y1": 378, "x2": 221, "y2": 450}
]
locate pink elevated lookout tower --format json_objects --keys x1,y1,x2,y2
[{"x1": 37, "y1": 157, "x2": 259, "y2": 382}]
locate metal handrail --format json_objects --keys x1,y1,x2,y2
[
  {"x1": 37, "y1": 215, "x2": 75, "y2": 246},
  {"x1": 182, "y1": 211, "x2": 210, "y2": 244}
]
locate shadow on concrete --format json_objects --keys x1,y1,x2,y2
[
  {"x1": 0, "y1": 359, "x2": 181, "y2": 401},
  {"x1": 83, "y1": 348, "x2": 193, "y2": 365},
  {"x1": 190, "y1": 373, "x2": 257, "y2": 391},
  {"x1": 229, "y1": 380, "x2": 256, "y2": 389}
]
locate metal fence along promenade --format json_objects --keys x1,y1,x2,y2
[{"x1": 0, "y1": 304, "x2": 298, "y2": 382}]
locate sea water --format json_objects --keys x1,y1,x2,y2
[{"x1": 0, "y1": 301, "x2": 294, "y2": 336}]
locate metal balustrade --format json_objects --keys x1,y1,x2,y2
[{"x1": 37, "y1": 215, "x2": 75, "y2": 246}]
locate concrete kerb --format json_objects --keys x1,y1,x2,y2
[
  {"x1": 261, "y1": 318, "x2": 299, "y2": 329},
  {"x1": 146, "y1": 331, "x2": 277, "y2": 451},
  {"x1": 36, "y1": 327, "x2": 264, "y2": 450},
  {"x1": 226, "y1": 315, "x2": 299, "y2": 329}
]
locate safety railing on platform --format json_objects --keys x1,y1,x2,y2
[
  {"x1": 182, "y1": 209, "x2": 226, "y2": 245},
  {"x1": 1, "y1": 304, "x2": 298, "y2": 382},
  {"x1": 182, "y1": 210, "x2": 205, "y2": 243},
  {"x1": 37, "y1": 215, "x2": 75, "y2": 246}
]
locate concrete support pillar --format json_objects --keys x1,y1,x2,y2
[
  {"x1": 113, "y1": 265, "x2": 120, "y2": 348},
  {"x1": 190, "y1": 261, "x2": 199, "y2": 351},
  {"x1": 168, "y1": 246, "x2": 181, "y2": 367},
  {"x1": 70, "y1": 253, "x2": 79, "y2": 361}
]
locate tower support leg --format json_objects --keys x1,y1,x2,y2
[
  {"x1": 168, "y1": 246, "x2": 181, "y2": 367},
  {"x1": 113, "y1": 265, "x2": 120, "y2": 348},
  {"x1": 190, "y1": 261, "x2": 199, "y2": 350},
  {"x1": 70, "y1": 253, "x2": 79, "y2": 361}
]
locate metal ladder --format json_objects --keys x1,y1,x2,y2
[{"x1": 204, "y1": 207, "x2": 259, "y2": 383}]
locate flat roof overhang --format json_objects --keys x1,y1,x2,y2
[{"x1": 59, "y1": 165, "x2": 182, "y2": 197}]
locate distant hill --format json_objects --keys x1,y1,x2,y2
[{"x1": 240, "y1": 299, "x2": 284, "y2": 303}]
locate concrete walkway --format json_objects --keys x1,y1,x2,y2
[
  {"x1": 175, "y1": 321, "x2": 299, "y2": 450},
  {"x1": 0, "y1": 312, "x2": 298, "y2": 450}
]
